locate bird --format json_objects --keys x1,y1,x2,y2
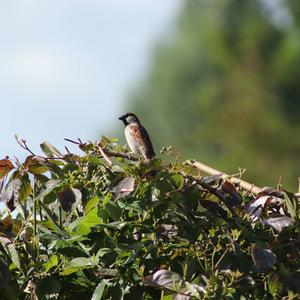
[{"x1": 118, "y1": 112, "x2": 155, "y2": 160}]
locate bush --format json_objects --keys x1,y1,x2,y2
[{"x1": 0, "y1": 137, "x2": 299, "y2": 299}]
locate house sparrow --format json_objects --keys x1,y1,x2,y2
[{"x1": 119, "y1": 112, "x2": 155, "y2": 159}]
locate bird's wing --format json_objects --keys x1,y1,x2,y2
[
  {"x1": 129, "y1": 124, "x2": 155, "y2": 159},
  {"x1": 140, "y1": 125, "x2": 155, "y2": 159}
]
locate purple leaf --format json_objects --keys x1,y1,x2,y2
[
  {"x1": 112, "y1": 177, "x2": 135, "y2": 199},
  {"x1": 58, "y1": 187, "x2": 82, "y2": 212},
  {"x1": 246, "y1": 196, "x2": 282, "y2": 222},
  {"x1": 262, "y1": 216, "x2": 294, "y2": 232},
  {"x1": 144, "y1": 269, "x2": 205, "y2": 299},
  {"x1": 251, "y1": 244, "x2": 277, "y2": 272}
]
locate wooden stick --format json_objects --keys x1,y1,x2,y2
[
  {"x1": 188, "y1": 161, "x2": 300, "y2": 199},
  {"x1": 186, "y1": 160, "x2": 262, "y2": 195},
  {"x1": 64, "y1": 137, "x2": 300, "y2": 199}
]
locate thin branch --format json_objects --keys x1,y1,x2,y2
[
  {"x1": 15, "y1": 136, "x2": 35, "y2": 156},
  {"x1": 103, "y1": 149, "x2": 138, "y2": 161},
  {"x1": 186, "y1": 160, "x2": 300, "y2": 199},
  {"x1": 13, "y1": 156, "x2": 21, "y2": 167},
  {"x1": 65, "y1": 137, "x2": 138, "y2": 161},
  {"x1": 186, "y1": 160, "x2": 262, "y2": 195},
  {"x1": 182, "y1": 172, "x2": 228, "y2": 204},
  {"x1": 65, "y1": 146, "x2": 71, "y2": 154},
  {"x1": 214, "y1": 245, "x2": 230, "y2": 269},
  {"x1": 96, "y1": 144, "x2": 112, "y2": 166},
  {"x1": 64, "y1": 138, "x2": 80, "y2": 145}
]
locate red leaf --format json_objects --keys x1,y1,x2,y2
[
  {"x1": 221, "y1": 181, "x2": 242, "y2": 207},
  {"x1": 0, "y1": 159, "x2": 14, "y2": 179},
  {"x1": 23, "y1": 156, "x2": 48, "y2": 175}
]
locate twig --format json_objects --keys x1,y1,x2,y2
[
  {"x1": 214, "y1": 245, "x2": 230, "y2": 269},
  {"x1": 15, "y1": 136, "x2": 35, "y2": 156},
  {"x1": 64, "y1": 138, "x2": 80, "y2": 145},
  {"x1": 65, "y1": 146, "x2": 71, "y2": 154},
  {"x1": 13, "y1": 156, "x2": 21, "y2": 167},
  {"x1": 103, "y1": 150, "x2": 138, "y2": 161},
  {"x1": 96, "y1": 144, "x2": 112, "y2": 166},
  {"x1": 65, "y1": 137, "x2": 138, "y2": 161},
  {"x1": 182, "y1": 173, "x2": 228, "y2": 203},
  {"x1": 33, "y1": 178, "x2": 37, "y2": 263}
]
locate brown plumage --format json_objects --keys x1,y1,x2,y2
[{"x1": 119, "y1": 113, "x2": 155, "y2": 159}]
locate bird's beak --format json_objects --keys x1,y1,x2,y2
[{"x1": 118, "y1": 115, "x2": 125, "y2": 121}]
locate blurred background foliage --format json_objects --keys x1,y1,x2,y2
[{"x1": 125, "y1": 0, "x2": 300, "y2": 190}]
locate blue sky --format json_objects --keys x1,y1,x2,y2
[{"x1": 0, "y1": 0, "x2": 180, "y2": 159}]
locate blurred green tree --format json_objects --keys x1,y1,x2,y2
[{"x1": 127, "y1": 0, "x2": 300, "y2": 190}]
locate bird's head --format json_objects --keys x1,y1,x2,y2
[{"x1": 118, "y1": 112, "x2": 139, "y2": 126}]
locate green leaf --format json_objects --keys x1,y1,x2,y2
[
  {"x1": 13, "y1": 174, "x2": 32, "y2": 203},
  {"x1": 169, "y1": 174, "x2": 184, "y2": 189},
  {"x1": 43, "y1": 255, "x2": 58, "y2": 273},
  {"x1": 60, "y1": 257, "x2": 92, "y2": 276},
  {"x1": 59, "y1": 267, "x2": 79, "y2": 276},
  {"x1": 268, "y1": 272, "x2": 283, "y2": 297},
  {"x1": 36, "y1": 277, "x2": 61, "y2": 300},
  {"x1": 154, "y1": 179, "x2": 173, "y2": 197},
  {"x1": 84, "y1": 196, "x2": 100, "y2": 214},
  {"x1": 69, "y1": 207, "x2": 101, "y2": 235},
  {"x1": 110, "y1": 283, "x2": 123, "y2": 300},
  {"x1": 29, "y1": 163, "x2": 48, "y2": 175},
  {"x1": 279, "y1": 264, "x2": 300, "y2": 292},
  {"x1": 98, "y1": 208, "x2": 109, "y2": 223},
  {"x1": 105, "y1": 201, "x2": 122, "y2": 221},
  {"x1": 36, "y1": 180, "x2": 61, "y2": 202},
  {"x1": 0, "y1": 236, "x2": 21, "y2": 270},
  {"x1": 91, "y1": 280, "x2": 108, "y2": 300},
  {"x1": 88, "y1": 156, "x2": 103, "y2": 166},
  {"x1": 24, "y1": 156, "x2": 48, "y2": 175},
  {"x1": 40, "y1": 142, "x2": 63, "y2": 158},
  {"x1": 96, "y1": 221, "x2": 127, "y2": 230},
  {"x1": 39, "y1": 202, "x2": 65, "y2": 236},
  {"x1": 96, "y1": 248, "x2": 113, "y2": 259},
  {"x1": 183, "y1": 189, "x2": 199, "y2": 211},
  {"x1": 0, "y1": 259, "x2": 10, "y2": 291},
  {"x1": 283, "y1": 191, "x2": 298, "y2": 220},
  {"x1": 68, "y1": 257, "x2": 92, "y2": 268}
]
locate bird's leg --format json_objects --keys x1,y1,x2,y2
[{"x1": 127, "y1": 151, "x2": 137, "y2": 160}]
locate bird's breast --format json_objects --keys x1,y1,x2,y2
[{"x1": 125, "y1": 125, "x2": 141, "y2": 154}]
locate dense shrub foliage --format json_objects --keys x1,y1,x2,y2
[{"x1": 0, "y1": 137, "x2": 299, "y2": 299}]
